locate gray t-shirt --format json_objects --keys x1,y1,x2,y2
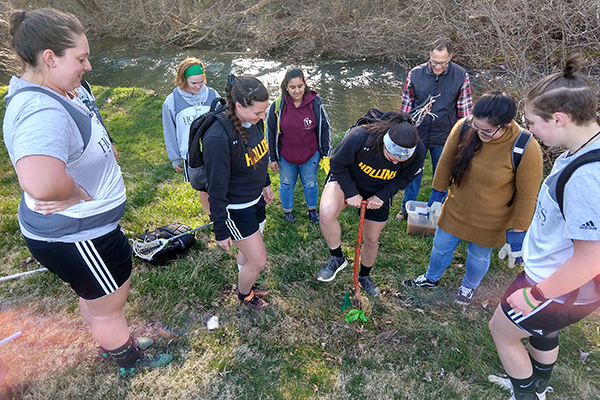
[
  {"x1": 523, "y1": 139, "x2": 600, "y2": 305},
  {"x1": 3, "y1": 77, "x2": 126, "y2": 242}
]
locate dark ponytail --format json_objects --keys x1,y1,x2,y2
[
  {"x1": 225, "y1": 74, "x2": 269, "y2": 164},
  {"x1": 364, "y1": 112, "x2": 419, "y2": 158},
  {"x1": 9, "y1": 8, "x2": 84, "y2": 69}
]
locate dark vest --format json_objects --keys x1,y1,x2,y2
[{"x1": 410, "y1": 62, "x2": 468, "y2": 147}]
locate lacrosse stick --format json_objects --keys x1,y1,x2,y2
[
  {"x1": 0, "y1": 332, "x2": 22, "y2": 346},
  {"x1": 411, "y1": 94, "x2": 440, "y2": 127},
  {"x1": 0, "y1": 268, "x2": 48, "y2": 283},
  {"x1": 132, "y1": 221, "x2": 213, "y2": 261},
  {"x1": 352, "y1": 200, "x2": 368, "y2": 305}
]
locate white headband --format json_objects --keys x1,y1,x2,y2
[{"x1": 383, "y1": 132, "x2": 416, "y2": 159}]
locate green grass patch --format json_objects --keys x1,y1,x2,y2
[{"x1": 0, "y1": 85, "x2": 598, "y2": 399}]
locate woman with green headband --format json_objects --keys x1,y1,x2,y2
[{"x1": 162, "y1": 57, "x2": 220, "y2": 214}]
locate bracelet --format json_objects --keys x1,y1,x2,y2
[
  {"x1": 522, "y1": 288, "x2": 537, "y2": 309},
  {"x1": 530, "y1": 284, "x2": 547, "y2": 302}
]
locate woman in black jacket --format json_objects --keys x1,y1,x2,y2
[
  {"x1": 317, "y1": 112, "x2": 426, "y2": 296},
  {"x1": 203, "y1": 75, "x2": 273, "y2": 310}
]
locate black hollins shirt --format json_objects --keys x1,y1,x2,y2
[
  {"x1": 203, "y1": 114, "x2": 271, "y2": 241},
  {"x1": 330, "y1": 126, "x2": 426, "y2": 201}
]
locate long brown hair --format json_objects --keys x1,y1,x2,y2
[
  {"x1": 364, "y1": 112, "x2": 419, "y2": 159},
  {"x1": 225, "y1": 74, "x2": 269, "y2": 164},
  {"x1": 449, "y1": 92, "x2": 516, "y2": 186}
]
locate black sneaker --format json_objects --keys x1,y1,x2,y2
[
  {"x1": 488, "y1": 375, "x2": 552, "y2": 400},
  {"x1": 117, "y1": 353, "x2": 174, "y2": 377},
  {"x1": 395, "y1": 209, "x2": 408, "y2": 221},
  {"x1": 285, "y1": 212, "x2": 295, "y2": 223},
  {"x1": 402, "y1": 274, "x2": 439, "y2": 288},
  {"x1": 240, "y1": 290, "x2": 270, "y2": 310},
  {"x1": 454, "y1": 285, "x2": 475, "y2": 305},
  {"x1": 98, "y1": 337, "x2": 154, "y2": 360},
  {"x1": 250, "y1": 284, "x2": 268, "y2": 299},
  {"x1": 308, "y1": 209, "x2": 319, "y2": 223},
  {"x1": 358, "y1": 275, "x2": 381, "y2": 297},
  {"x1": 317, "y1": 256, "x2": 347, "y2": 282}
]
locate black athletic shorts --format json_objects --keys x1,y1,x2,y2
[
  {"x1": 501, "y1": 271, "x2": 600, "y2": 337},
  {"x1": 23, "y1": 226, "x2": 132, "y2": 300},
  {"x1": 225, "y1": 196, "x2": 266, "y2": 241},
  {"x1": 326, "y1": 176, "x2": 390, "y2": 223}
]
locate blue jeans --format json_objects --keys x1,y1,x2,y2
[
  {"x1": 279, "y1": 150, "x2": 320, "y2": 211},
  {"x1": 402, "y1": 146, "x2": 444, "y2": 210},
  {"x1": 424, "y1": 227, "x2": 493, "y2": 289}
]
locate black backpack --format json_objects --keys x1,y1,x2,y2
[
  {"x1": 137, "y1": 222, "x2": 197, "y2": 265},
  {"x1": 187, "y1": 98, "x2": 243, "y2": 191}
]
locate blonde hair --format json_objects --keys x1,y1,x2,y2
[{"x1": 174, "y1": 57, "x2": 206, "y2": 91}]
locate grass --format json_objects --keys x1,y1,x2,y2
[{"x1": 0, "y1": 85, "x2": 599, "y2": 400}]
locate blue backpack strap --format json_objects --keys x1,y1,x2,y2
[{"x1": 7, "y1": 86, "x2": 92, "y2": 148}]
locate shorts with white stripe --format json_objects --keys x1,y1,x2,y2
[
  {"x1": 24, "y1": 226, "x2": 132, "y2": 300},
  {"x1": 501, "y1": 271, "x2": 600, "y2": 337},
  {"x1": 225, "y1": 197, "x2": 266, "y2": 241}
]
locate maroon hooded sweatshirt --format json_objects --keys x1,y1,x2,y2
[{"x1": 279, "y1": 90, "x2": 319, "y2": 165}]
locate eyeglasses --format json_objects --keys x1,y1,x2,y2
[
  {"x1": 429, "y1": 59, "x2": 450, "y2": 68},
  {"x1": 466, "y1": 117, "x2": 503, "y2": 138}
]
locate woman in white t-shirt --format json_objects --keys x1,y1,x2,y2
[{"x1": 489, "y1": 54, "x2": 600, "y2": 400}]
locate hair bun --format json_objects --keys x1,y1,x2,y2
[{"x1": 563, "y1": 54, "x2": 582, "y2": 76}]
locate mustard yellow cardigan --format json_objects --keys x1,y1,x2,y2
[{"x1": 433, "y1": 119, "x2": 543, "y2": 248}]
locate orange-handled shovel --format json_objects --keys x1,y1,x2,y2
[{"x1": 353, "y1": 200, "x2": 368, "y2": 305}]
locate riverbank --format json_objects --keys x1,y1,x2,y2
[
  {"x1": 0, "y1": 85, "x2": 599, "y2": 399},
  {"x1": 3, "y1": 0, "x2": 600, "y2": 90}
]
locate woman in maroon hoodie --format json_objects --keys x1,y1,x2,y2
[{"x1": 266, "y1": 69, "x2": 332, "y2": 223}]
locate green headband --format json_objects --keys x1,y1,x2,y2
[{"x1": 184, "y1": 64, "x2": 204, "y2": 78}]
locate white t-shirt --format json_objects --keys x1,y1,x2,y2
[{"x1": 523, "y1": 138, "x2": 600, "y2": 304}]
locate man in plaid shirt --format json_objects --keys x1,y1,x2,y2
[{"x1": 396, "y1": 38, "x2": 472, "y2": 220}]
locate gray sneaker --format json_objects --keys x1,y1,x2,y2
[
  {"x1": 358, "y1": 275, "x2": 381, "y2": 297},
  {"x1": 317, "y1": 256, "x2": 347, "y2": 282}
]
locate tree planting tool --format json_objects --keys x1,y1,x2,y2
[{"x1": 352, "y1": 200, "x2": 368, "y2": 306}]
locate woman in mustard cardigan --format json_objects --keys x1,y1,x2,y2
[{"x1": 403, "y1": 92, "x2": 543, "y2": 305}]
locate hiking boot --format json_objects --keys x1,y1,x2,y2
[
  {"x1": 240, "y1": 291, "x2": 270, "y2": 310},
  {"x1": 98, "y1": 337, "x2": 154, "y2": 360},
  {"x1": 317, "y1": 256, "x2": 347, "y2": 282},
  {"x1": 251, "y1": 285, "x2": 269, "y2": 298},
  {"x1": 117, "y1": 353, "x2": 174, "y2": 377},
  {"x1": 358, "y1": 275, "x2": 381, "y2": 297},
  {"x1": 285, "y1": 212, "x2": 295, "y2": 223},
  {"x1": 455, "y1": 285, "x2": 475, "y2": 305},
  {"x1": 308, "y1": 209, "x2": 319, "y2": 223},
  {"x1": 395, "y1": 208, "x2": 408, "y2": 221},
  {"x1": 402, "y1": 274, "x2": 439, "y2": 289}
]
